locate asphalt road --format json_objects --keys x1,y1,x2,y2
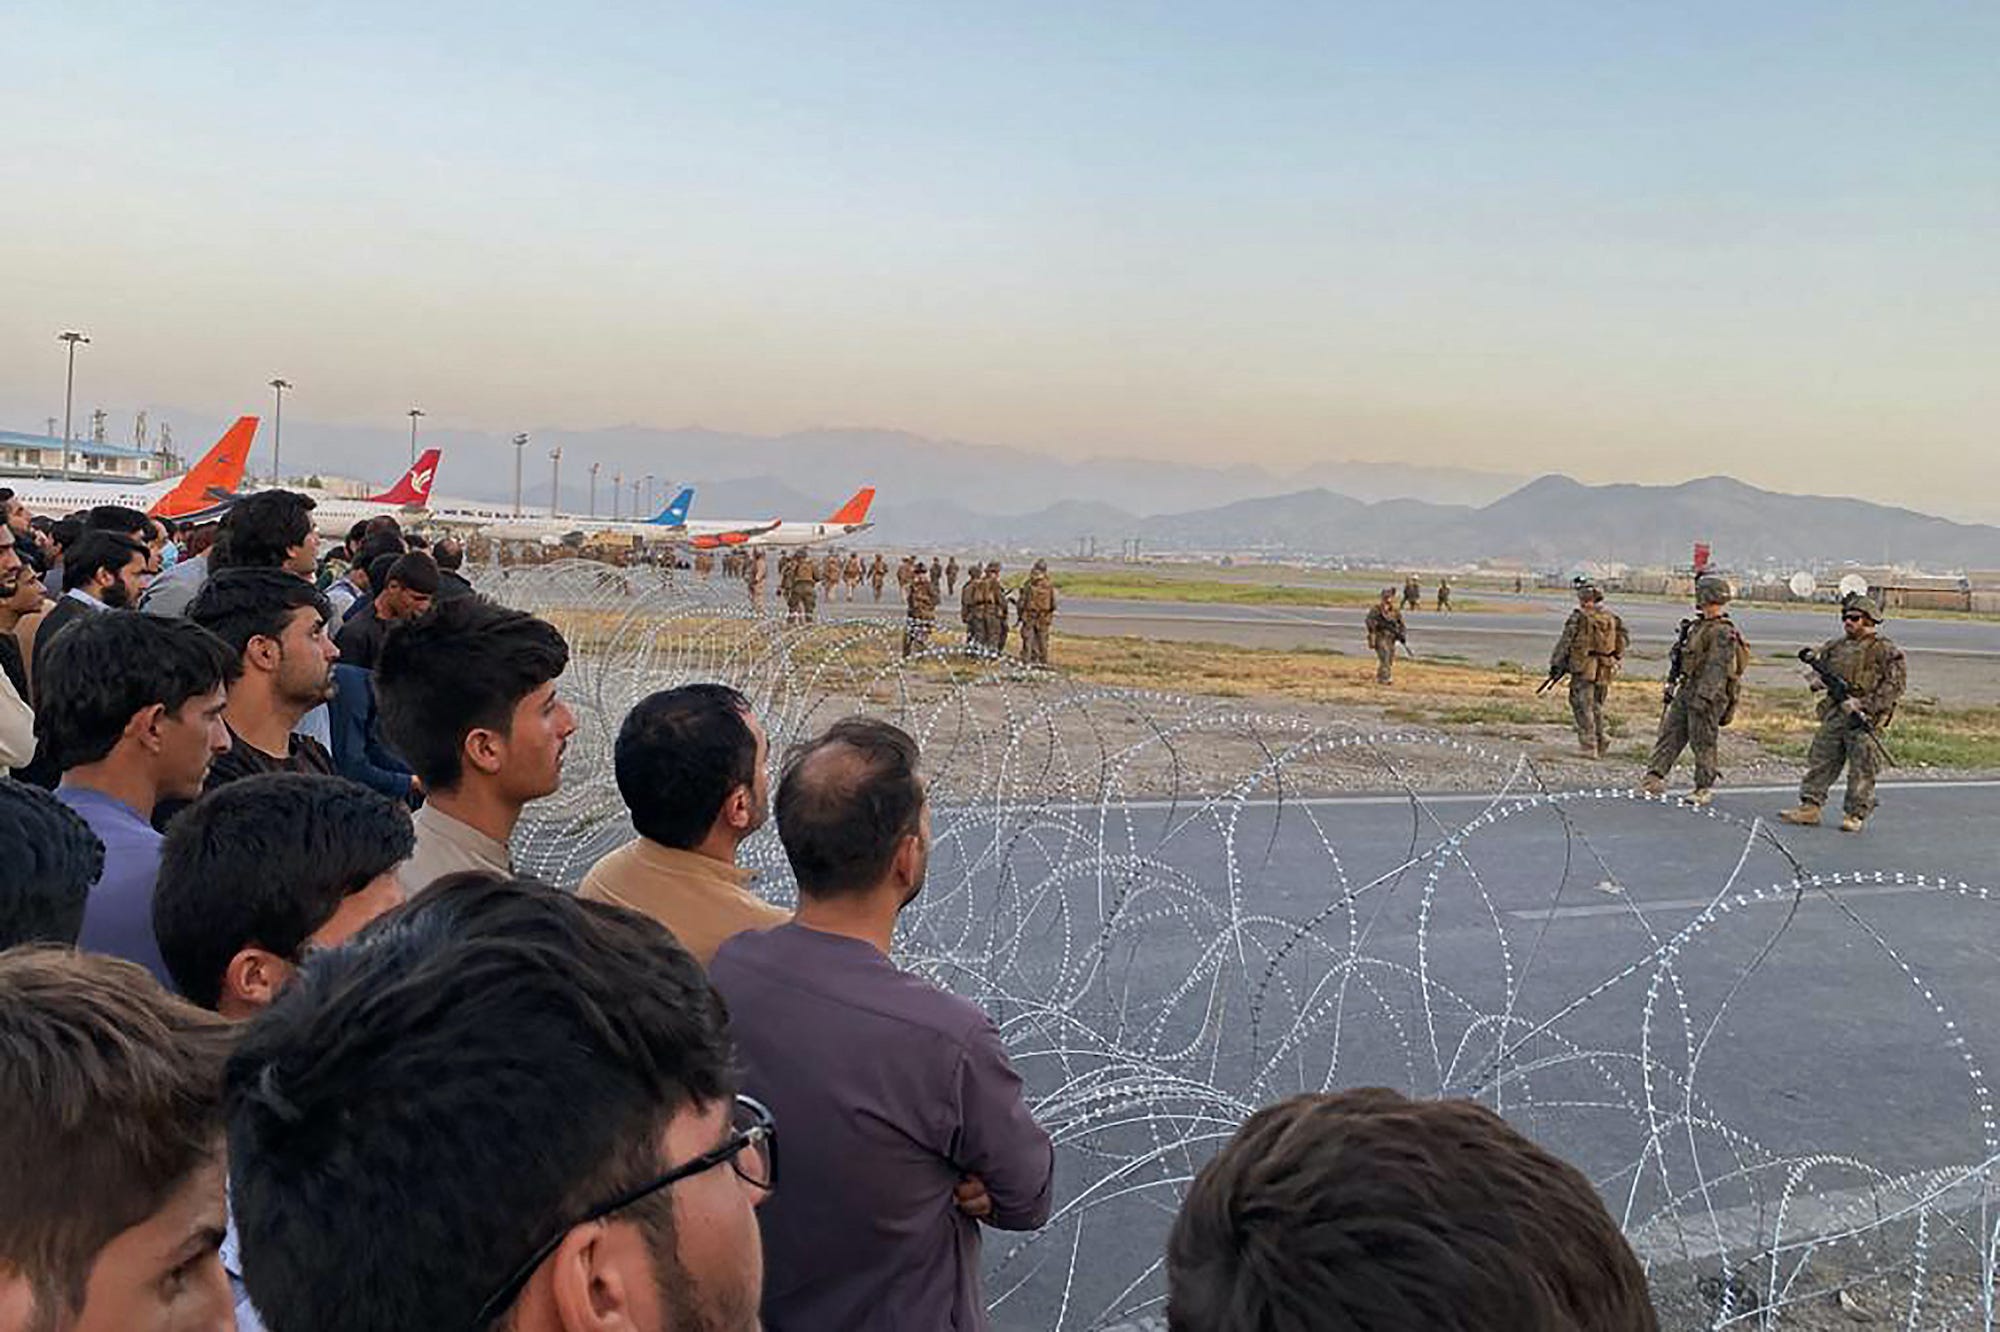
[
  {"x1": 934, "y1": 779, "x2": 2000, "y2": 1330},
  {"x1": 784, "y1": 585, "x2": 2000, "y2": 703}
]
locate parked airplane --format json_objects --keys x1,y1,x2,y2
[
  {"x1": 726, "y1": 487, "x2": 875, "y2": 549},
  {"x1": 296, "y1": 451, "x2": 443, "y2": 535},
  {"x1": 448, "y1": 487, "x2": 776, "y2": 546},
  {"x1": 3, "y1": 417, "x2": 258, "y2": 522}
]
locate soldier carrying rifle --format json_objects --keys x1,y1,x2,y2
[
  {"x1": 1778, "y1": 593, "x2": 1905, "y2": 833},
  {"x1": 1543, "y1": 576, "x2": 1628, "y2": 759},
  {"x1": 1366, "y1": 588, "x2": 1409, "y2": 685},
  {"x1": 1640, "y1": 576, "x2": 1748, "y2": 805}
]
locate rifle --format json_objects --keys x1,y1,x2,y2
[
  {"x1": 1797, "y1": 648, "x2": 1897, "y2": 765},
  {"x1": 1537, "y1": 666, "x2": 1569, "y2": 695},
  {"x1": 1660, "y1": 617, "x2": 1695, "y2": 710},
  {"x1": 1393, "y1": 622, "x2": 1417, "y2": 661}
]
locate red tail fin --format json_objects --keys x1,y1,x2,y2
[
  {"x1": 828, "y1": 487, "x2": 875, "y2": 525},
  {"x1": 150, "y1": 417, "x2": 257, "y2": 519},
  {"x1": 369, "y1": 450, "x2": 441, "y2": 505}
]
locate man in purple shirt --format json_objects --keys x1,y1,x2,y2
[
  {"x1": 37, "y1": 611, "x2": 233, "y2": 983},
  {"x1": 711, "y1": 717, "x2": 1054, "y2": 1331}
]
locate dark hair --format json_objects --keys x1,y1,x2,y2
[
  {"x1": 154, "y1": 774, "x2": 415, "y2": 1010},
  {"x1": 382, "y1": 551, "x2": 439, "y2": 596},
  {"x1": 774, "y1": 716, "x2": 924, "y2": 898},
  {"x1": 84, "y1": 504, "x2": 151, "y2": 536},
  {"x1": 0, "y1": 783, "x2": 105, "y2": 947},
  {"x1": 615, "y1": 685, "x2": 757, "y2": 850},
  {"x1": 48, "y1": 516, "x2": 83, "y2": 553},
  {"x1": 36, "y1": 613, "x2": 235, "y2": 771},
  {"x1": 225, "y1": 878, "x2": 732, "y2": 1331},
  {"x1": 1166, "y1": 1089, "x2": 1658, "y2": 1332},
  {"x1": 354, "y1": 532, "x2": 407, "y2": 571},
  {"x1": 344, "y1": 520, "x2": 370, "y2": 550},
  {"x1": 188, "y1": 567, "x2": 332, "y2": 659},
  {"x1": 0, "y1": 948, "x2": 234, "y2": 1321},
  {"x1": 375, "y1": 596, "x2": 568, "y2": 790},
  {"x1": 212, "y1": 490, "x2": 315, "y2": 570},
  {"x1": 403, "y1": 533, "x2": 430, "y2": 551},
  {"x1": 60, "y1": 530, "x2": 148, "y2": 594},
  {"x1": 432, "y1": 537, "x2": 464, "y2": 571}
]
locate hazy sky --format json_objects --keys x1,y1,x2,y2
[{"x1": 3, "y1": 1, "x2": 1994, "y2": 511}]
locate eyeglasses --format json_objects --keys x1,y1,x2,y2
[
  {"x1": 467, "y1": 1094, "x2": 777, "y2": 1329},
  {"x1": 1841, "y1": 613, "x2": 1866, "y2": 622}
]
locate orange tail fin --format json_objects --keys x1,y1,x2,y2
[
  {"x1": 828, "y1": 487, "x2": 875, "y2": 525},
  {"x1": 150, "y1": 417, "x2": 257, "y2": 519},
  {"x1": 368, "y1": 449, "x2": 441, "y2": 505}
]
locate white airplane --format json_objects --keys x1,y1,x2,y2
[
  {"x1": 729, "y1": 487, "x2": 875, "y2": 549},
  {"x1": 447, "y1": 487, "x2": 778, "y2": 546},
  {"x1": 295, "y1": 451, "x2": 443, "y2": 535},
  {"x1": 4, "y1": 417, "x2": 258, "y2": 522}
]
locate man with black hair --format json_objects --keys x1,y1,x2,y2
[
  {"x1": 187, "y1": 568, "x2": 340, "y2": 791},
  {"x1": 0, "y1": 524, "x2": 34, "y2": 768},
  {"x1": 29, "y1": 529, "x2": 150, "y2": 697},
  {"x1": 335, "y1": 550, "x2": 437, "y2": 670},
  {"x1": 1165, "y1": 1088, "x2": 1658, "y2": 1331},
  {"x1": 710, "y1": 717, "x2": 1053, "y2": 1330},
  {"x1": 0, "y1": 780, "x2": 104, "y2": 947},
  {"x1": 41, "y1": 613, "x2": 234, "y2": 980},
  {"x1": 0, "y1": 949, "x2": 238, "y2": 1332},
  {"x1": 84, "y1": 502, "x2": 151, "y2": 538},
  {"x1": 377, "y1": 595, "x2": 575, "y2": 895},
  {"x1": 432, "y1": 535, "x2": 475, "y2": 599},
  {"x1": 224, "y1": 876, "x2": 769, "y2": 1332},
  {"x1": 581, "y1": 685, "x2": 786, "y2": 966},
  {"x1": 154, "y1": 773, "x2": 410, "y2": 1017},
  {"x1": 210, "y1": 488, "x2": 319, "y2": 578}
]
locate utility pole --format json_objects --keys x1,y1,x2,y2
[
  {"x1": 269, "y1": 379, "x2": 291, "y2": 484},
  {"x1": 512, "y1": 433, "x2": 529, "y2": 517},
  {"x1": 406, "y1": 408, "x2": 425, "y2": 466},
  {"x1": 632, "y1": 477, "x2": 641, "y2": 517},
  {"x1": 588, "y1": 462, "x2": 600, "y2": 518},
  {"x1": 548, "y1": 446, "x2": 563, "y2": 518},
  {"x1": 612, "y1": 471, "x2": 623, "y2": 521},
  {"x1": 57, "y1": 331, "x2": 89, "y2": 481},
  {"x1": 90, "y1": 409, "x2": 107, "y2": 444},
  {"x1": 643, "y1": 473, "x2": 656, "y2": 516}
]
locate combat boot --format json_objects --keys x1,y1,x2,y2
[
  {"x1": 1578, "y1": 743, "x2": 1600, "y2": 760},
  {"x1": 1777, "y1": 805, "x2": 1822, "y2": 827},
  {"x1": 1687, "y1": 788, "x2": 1714, "y2": 807},
  {"x1": 1839, "y1": 814, "x2": 1866, "y2": 833},
  {"x1": 1639, "y1": 774, "x2": 1665, "y2": 797}
]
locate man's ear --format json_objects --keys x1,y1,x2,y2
[
  {"x1": 223, "y1": 947, "x2": 292, "y2": 1014},
  {"x1": 722, "y1": 783, "x2": 752, "y2": 833},
  {"x1": 126, "y1": 702, "x2": 170, "y2": 755},
  {"x1": 546, "y1": 1221, "x2": 646, "y2": 1332},
  {"x1": 463, "y1": 726, "x2": 506, "y2": 778},
  {"x1": 245, "y1": 633, "x2": 282, "y2": 675}
]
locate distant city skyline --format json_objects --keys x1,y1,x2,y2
[{"x1": 3, "y1": 2, "x2": 1993, "y2": 516}]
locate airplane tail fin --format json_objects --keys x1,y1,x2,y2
[
  {"x1": 828, "y1": 487, "x2": 875, "y2": 525},
  {"x1": 150, "y1": 416, "x2": 257, "y2": 519},
  {"x1": 648, "y1": 487, "x2": 694, "y2": 527},
  {"x1": 368, "y1": 449, "x2": 441, "y2": 505}
]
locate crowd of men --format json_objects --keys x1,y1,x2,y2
[{"x1": 0, "y1": 482, "x2": 1676, "y2": 1330}]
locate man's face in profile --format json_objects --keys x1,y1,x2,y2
[{"x1": 67, "y1": 1155, "x2": 233, "y2": 1332}]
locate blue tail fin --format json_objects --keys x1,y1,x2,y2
[{"x1": 648, "y1": 487, "x2": 694, "y2": 526}]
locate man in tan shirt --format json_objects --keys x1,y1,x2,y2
[{"x1": 580, "y1": 683, "x2": 786, "y2": 965}]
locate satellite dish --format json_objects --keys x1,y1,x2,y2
[
  {"x1": 1787, "y1": 571, "x2": 1816, "y2": 599},
  {"x1": 1837, "y1": 573, "x2": 1869, "y2": 599}
]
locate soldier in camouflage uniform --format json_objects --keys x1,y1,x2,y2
[
  {"x1": 694, "y1": 550, "x2": 714, "y2": 578},
  {"x1": 1435, "y1": 578, "x2": 1452, "y2": 612},
  {"x1": 1402, "y1": 575, "x2": 1421, "y2": 610},
  {"x1": 843, "y1": 552, "x2": 863, "y2": 601},
  {"x1": 746, "y1": 549, "x2": 767, "y2": 607},
  {"x1": 986, "y1": 562, "x2": 1008, "y2": 656},
  {"x1": 1365, "y1": 588, "x2": 1406, "y2": 684},
  {"x1": 960, "y1": 560, "x2": 984, "y2": 653},
  {"x1": 929, "y1": 557, "x2": 943, "y2": 592},
  {"x1": 1641, "y1": 576, "x2": 1748, "y2": 805},
  {"x1": 1017, "y1": 560, "x2": 1058, "y2": 666},
  {"x1": 1778, "y1": 595, "x2": 1905, "y2": 832},
  {"x1": 1548, "y1": 577, "x2": 1629, "y2": 758},
  {"x1": 945, "y1": 556, "x2": 960, "y2": 596},
  {"x1": 870, "y1": 553, "x2": 887, "y2": 601},
  {"x1": 904, "y1": 562, "x2": 938, "y2": 657},
  {"x1": 896, "y1": 556, "x2": 914, "y2": 596},
  {"x1": 821, "y1": 552, "x2": 841, "y2": 602}
]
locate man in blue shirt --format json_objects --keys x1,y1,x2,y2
[{"x1": 36, "y1": 611, "x2": 233, "y2": 982}]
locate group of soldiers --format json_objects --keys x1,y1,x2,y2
[
  {"x1": 1368, "y1": 574, "x2": 1906, "y2": 832},
  {"x1": 1399, "y1": 574, "x2": 1453, "y2": 611}
]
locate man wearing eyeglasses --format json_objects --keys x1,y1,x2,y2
[
  {"x1": 710, "y1": 718, "x2": 1055, "y2": 1331},
  {"x1": 224, "y1": 875, "x2": 770, "y2": 1332},
  {"x1": 1779, "y1": 594, "x2": 1905, "y2": 833}
]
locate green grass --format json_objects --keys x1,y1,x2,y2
[{"x1": 1050, "y1": 572, "x2": 1486, "y2": 612}]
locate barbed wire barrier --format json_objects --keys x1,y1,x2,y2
[{"x1": 490, "y1": 561, "x2": 1999, "y2": 1330}]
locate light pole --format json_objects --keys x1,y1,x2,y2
[
  {"x1": 511, "y1": 433, "x2": 529, "y2": 517},
  {"x1": 612, "y1": 471, "x2": 623, "y2": 520},
  {"x1": 549, "y1": 446, "x2": 563, "y2": 519},
  {"x1": 588, "y1": 462, "x2": 600, "y2": 518},
  {"x1": 631, "y1": 477, "x2": 641, "y2": 517},
  {"x1": 268, "y1": 378, "x2": 291, "y2": 483},
  {"x1": 406, "y1": 408, "x2": 425, "y2": 466},
  {"x1": 643, "y1": 473, "x2": 656, "y2": 516},
  {"x1": 57, "y1": 331, "x2": 89, "y2": 481}
]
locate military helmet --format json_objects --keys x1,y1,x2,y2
[
  {"x1": 1694, "y1": 575, "x2": 1732, "y2": 607},
  {"x1": 1032, "y1": 559, "x2": 1047, "y2": 572},
  {"x1": 1571, "y1": 575, "x2": 1601, "y2": 601},
  {"x1": 986, "y1": 561, "x2": 1000, "y2": 572},
  {"x1": 1842, "y1": 592, "x2": 1883, "y2": 624},
  {"x1": 1380, "y1": 587, "x2": 1397, "y2": 601}
]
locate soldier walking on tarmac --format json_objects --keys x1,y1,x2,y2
[
  {"x1": 1366, "y1": 588, "x2": 1407, "y2": 684},
  {"x1": 1017, "y1": 560, "x2": 1058, "y2": 666},
  {"x1": 1547, "y1": 577, "x2": 1628, "y2": 758},
  {"x1": 747, "y1": 549, "x2": 767, "y2": 607},
  {"x1": 870, "y1": 553, "x2": 887, "y2": 601},
  {"x1": 844, "y1": 551, "x2": 863, "y2": 601},
  {"x1": 796, "y1": 551, "x2": 820, "y2": 622},
  {"x1": 896, "y1": 555, "x2": 914, "y2": 596},
  {"x1": 984, "y1": 561, "x2": 1008, "y2": 656},
  {"x1": 1402, "y1": 575, "x2": 1421, "y2": 610},
  {"x1": 1641, "y1": 576, "x2": 1749, "y2": 805},
  {"x1": 1778, "y1": 594, "x2": 1905, "y2": 832},
  {"x1": 904, "y1": 560, "x2": 938, "y2": 657},
  {"x1": 1435, "y1": 578, "x2": 1453, "y2": 612},
  {"x1": 960, "y1": 560, "x2": 983, "y2": 653},
  {"x1": 945, "y1": 556, "x2": 960, "y2": 596}
]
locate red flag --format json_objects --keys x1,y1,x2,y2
[{"x1": 1693, "y1": 542, "x2": 1711, "y2": 572}]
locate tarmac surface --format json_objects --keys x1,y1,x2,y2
[{"x1": 954, "y1": 778, "x2": 2000, "y2": 1330}]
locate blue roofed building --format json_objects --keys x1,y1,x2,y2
[{"x1": 0, "y1": 430, "x2": 169, "y2": 481}]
